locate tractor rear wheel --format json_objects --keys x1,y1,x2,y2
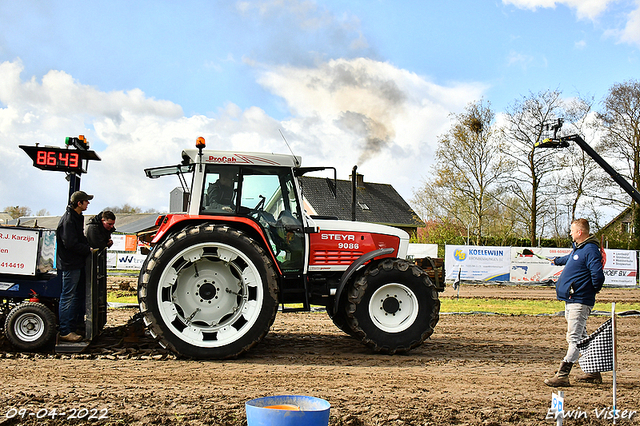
[
  {"x1": 4, "y1": 302, "x2": 57, "y2": 351},
  {"x1": 346, "y1": 258, "x2": 440, "y2": 354},
  {"x1": 138, "y1": 224, "x2": 279, "y2": 359}
]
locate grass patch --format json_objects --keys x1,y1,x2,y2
[
  {"x1": 107, "y1": 292, "x2": 137, "y2": 304},
  {"x1": 440, "y1": 297, "x2": 640, "y2": 315},
  {"x1": 106, "y1": 291, "x2": 640, "y2": 315}
]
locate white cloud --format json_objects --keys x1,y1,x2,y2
[
  {"x1": 503, "y1": 0, "x2": 640, "y2": 46},
  {"x1": 234, "y1": 0, "x2": 370, "y2": 60},
  {"x1": 618, "y1": 2, "x2": 640, "y2": 46},
  {"x1": 0, "y1": 59, "x2": 187, "y2": 213},
  {"x1": 1, "y1": 57, "x2": 486, "y2": 215},
  {"x1": 507, "y1": 51, "x2": 535, "y2": 69},
  {"x1": 502, "y1": 0, "x2": 615, "y2": 20},
  {"x1": 236, "y1": 0, "x2": 335, "y2": 31}
]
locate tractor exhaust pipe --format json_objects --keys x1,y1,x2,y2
[{"x1": 352, "y1": 165, "x2": 357, "y2": 221}]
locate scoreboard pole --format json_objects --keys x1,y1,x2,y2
[{"x1": 68, "y1": 172, "x2": 81, "y2": 200}]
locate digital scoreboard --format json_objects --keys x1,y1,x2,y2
[{"x1": 20, "y1": 137, "x2": 100, "y2": 174}]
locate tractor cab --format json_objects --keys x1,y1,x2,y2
[{"x1": 145, "y1": 146, "x2": 309, "y2": 274}]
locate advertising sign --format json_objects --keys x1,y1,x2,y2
[
  {"x1": 511, "y1": 247, "x2": 637, "y2": 286},
  {"x1": 407, "y1": 243, "x2": 438, "y2": 260},
  {"x1": 445, "y1": 245, "x2": 511, "y2": 281},
  {"x1": 603, "y1": 249, "x2": 637, "y2": 286},
  {"x1": 110, "y1": 235, "x2": 138, "y2": 252},
  {"x1": 0, "y1": 228, "x2": 40, "y2": 275},
  {"x1": 510, "y1": 247, "x2": 572, "y2": 283},
  {"x1": 106, "y1": 251, "x2": 117, "y2": 269},
  {"x1": 116, "y1": 253, "x2": 148, "y2": 270}
]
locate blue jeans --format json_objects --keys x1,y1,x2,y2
[
  {"x1": 58, "y1": 269, "x2": 86, "y2": 335},
  {"x1": 563, "y1": 302, "x2": 592, "y2": 363}
]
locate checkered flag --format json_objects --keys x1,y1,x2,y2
[{"x1": 577, "y1": 318, "x2": 614, "y2": 373}]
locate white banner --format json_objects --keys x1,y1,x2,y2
[
  {"x1": 0, "y1": 228, "x2": 39, "y2": 275},
  {"x1": 110, "y1": 234, "x2": 138, "y2": 252},
  {"x1": 407, "y1": 243, "x2": 438, "y2": 259},
  {"x1": 603, "y1": 249, "x2": 637, "y2": 286},
  {"x1": 511, "y1": 247, "x2": 571, "y2": 283},
  {"x1": 445, "y1": 245, "x2": 511, "y2": 281},
  {"x1": 115, "y1": 253, "x2": 147, "y2": 270},
  {"x1": 509, "y1": 247, "x2": 637, "y2": 286},
  {"x1": 106, "y1": 251, "x2": 117, "y2": 269}
]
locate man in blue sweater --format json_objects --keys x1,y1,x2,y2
[{"x1": 545, "y1": 218, "x2": 605, "y2": 387}]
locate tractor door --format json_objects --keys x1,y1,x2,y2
[
  {"x1": 238, "y1": 167, "x2": 305, "y2": 273},
  {"x1": 200, "y1": 165, "x2": 305, "y2": 273}
]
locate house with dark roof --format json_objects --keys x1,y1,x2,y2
[
  {"x1": 596, "y1": 207, "x2": 634, "y2": 249},
  {"x1": 299, "y1": 173, "x2": 424, "y2": 236}
]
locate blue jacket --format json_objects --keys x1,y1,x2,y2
[{"x1": 553, "y1": 235, "x2": 605, "y2": 306}]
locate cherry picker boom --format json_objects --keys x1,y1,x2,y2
[{"x1": 534, "y1": 118, "x2": 640, "y2": 206}]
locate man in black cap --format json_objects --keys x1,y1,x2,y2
[{"x1": 56, "y1": 190, "x2": 93, "y2": 342}]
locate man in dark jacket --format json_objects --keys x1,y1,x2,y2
[
  {"x1": 86, "y1": 210, "x2": 116, "y2": 250},
  {"x1": 545, "y1": 218, "x2": 605, "y2": 387},
  {"x1": 56, "y1": 190, "x2": 93, "y2": 342}
]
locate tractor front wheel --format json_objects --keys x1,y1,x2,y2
[{"x1": 346, "y1": 258, "x2": 440, "y2": 354}]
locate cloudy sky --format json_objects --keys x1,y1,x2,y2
[{"x1": 1, "y1": 0, "x2": 639, "y2": 217}]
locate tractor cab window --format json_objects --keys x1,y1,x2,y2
[
  {"x1": 238, "y1": 168, "x2": 304, "y2": 272},
  {"x1": 201, "y1": 166, "x2": 239, "y2": 214}
]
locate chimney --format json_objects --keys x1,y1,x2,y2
[{"x1": 351, "y1": 171, "x2": 364, "y2": 188}]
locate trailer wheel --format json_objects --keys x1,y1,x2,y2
[
  {"x1": 138, "y1": 224, "x2": 278, "y2": 359},
  {"x1": 346, "y1": 259, "x2": 440, "y2": 354},
  {"x1": 4, "y1": 302, "x2": 57, "y2": 351}
]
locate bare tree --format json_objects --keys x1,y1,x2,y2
[
  {"x1": 412, "y1": 99, "x2": 507, "y2": 244},
  {"x1": 4, "y1": 206, "x2": 32, "y2": 219},
  {"x1": 103, "y1": 204, "x2": 141, "y2": 214},
  {"x1": 597, "y1": 79, "x2": 640, "y2": 246},
  {"x1": 500, "y1": 89, "x2": 584, "y2": 246},
  {"x1": 102, "y1": 204, "x2": 159, "y2": 214}
]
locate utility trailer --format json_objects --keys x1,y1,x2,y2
[
  {"x1": 0, "y1": 227, "x2": 108, "y2": 351},
  {"x1": 138, "y1": 137, "x2": 444, "y2": 359},
  {"x1": 0, "y1": 135, "x2": 107, "y2": 352}
]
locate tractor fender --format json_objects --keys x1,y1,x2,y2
[
  {"x1": 149, "y1": 214, "x2": 282, "y2": 275},
  {"x1": 333, "y1": 247, "x2": 395, "y2": 315}
]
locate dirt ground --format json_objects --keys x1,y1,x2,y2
[{"x1": 1, "y1": 285, "x2": 639, "y2": 425}]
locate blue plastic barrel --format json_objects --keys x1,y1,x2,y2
[{"x1": 245, "y1": 395, "x2": 330, "y2": 426}]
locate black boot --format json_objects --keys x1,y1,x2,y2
[{"x1": 544, "y1": 361, "x2": 573, "y2": 387}]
